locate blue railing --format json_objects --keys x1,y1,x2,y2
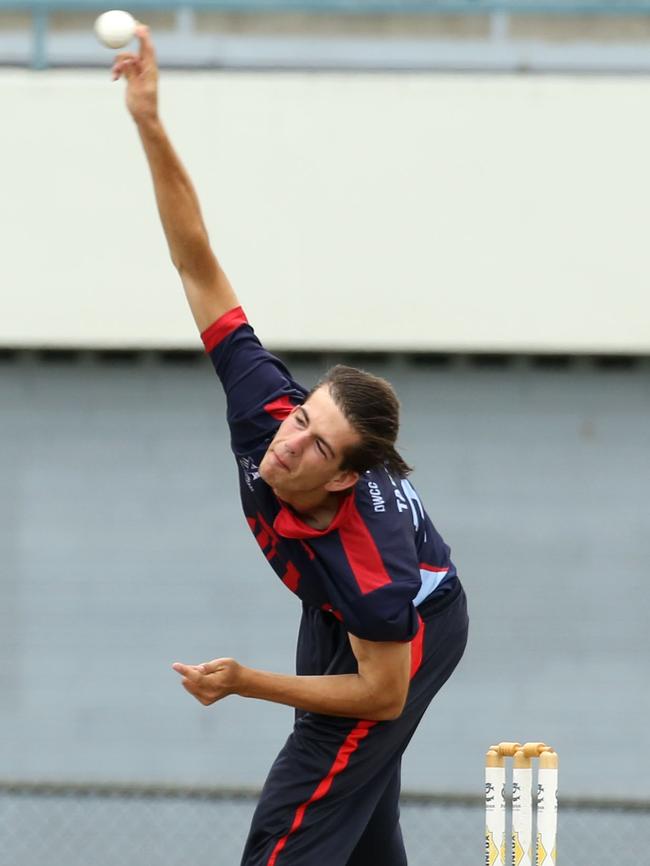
[{"x1": 3, "y1": 0, "x2": 650, "y2": 71}]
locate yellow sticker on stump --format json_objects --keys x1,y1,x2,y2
[
  {"x1": 512, "y1": 832, "x2": 524, "y2": 866},
  {"x1": 485, "y1": 830, "x2": 499, "y2": 866},
  {"x1": 536, "y1": 833, "x2": 547, "y2": 864}
]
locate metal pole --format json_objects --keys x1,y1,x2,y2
[{"x1": 32, "y1": 5, "x2": 49, "y2": 70}]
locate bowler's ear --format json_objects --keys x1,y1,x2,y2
[{"x1": 325, "y1": 469, "x2": 359, "y2": 494}]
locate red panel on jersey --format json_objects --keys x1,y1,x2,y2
[
  {"x1": 257, "y1": 511, "x2": 279, "y2": 561},
  {"x1": 338, "y1": 499, "x2": 393, "y2": 595},
  {"x1": 264, "y1": 395, "x2": 296, "y2": 420},
  {"x1": 200, "y1": 306, "x2": 248, "y2": 352},
  {"x1": 281, "y1": 561, "x2": 301, "y2": 592},
  {"x1": 266, "y1": 720, "x2": 376, "y2": 866}
]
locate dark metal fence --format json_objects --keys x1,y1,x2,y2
[{"x1": 2, "y1": 781, "x2": 649, "y2": 865}]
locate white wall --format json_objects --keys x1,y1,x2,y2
[{"x1": 1, "y1": 69, "x2": 649, "y2": 351}]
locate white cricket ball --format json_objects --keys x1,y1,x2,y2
[{"x1": 94, "y1": 10, "x2": 136, "y2": 49}]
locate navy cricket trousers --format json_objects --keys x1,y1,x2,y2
[{"x1": 241, "y1": 580, "x2": 469, "y2": 866}]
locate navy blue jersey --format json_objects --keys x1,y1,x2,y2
[{"x1": 202, "y1": 306, "x2": 458, "y2": 643}]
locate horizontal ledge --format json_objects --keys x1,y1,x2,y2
[
  {"x1": 1, "y1": 779, "x2": 650, "y2": 811},
  {"x1": 1, "y1": 347, "x2": 649, "y2": 368}
]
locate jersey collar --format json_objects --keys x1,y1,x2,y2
[{"x1": 274, "y1": 492, "x2": 354, "y2": 539}]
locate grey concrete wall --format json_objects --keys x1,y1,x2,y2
[{"x1": 1, "y1": 354, "x2": 649, "y2": 798}]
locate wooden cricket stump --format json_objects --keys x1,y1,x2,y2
[{"x1": 485, "y1": 742, "x2": 559, "y2": 866}]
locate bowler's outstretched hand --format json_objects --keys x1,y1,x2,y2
[
  {"x1": 172, "y1": 659, "x2": 244, "y2": 706},
  {"x1": 112, "y1": 24, "x2": 158, "y2": 123}
]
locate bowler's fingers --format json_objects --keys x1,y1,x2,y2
[
  {"x1": 136, "y1": 24, "x2": 156, "y2": 65},
  {"x1": 198, "y1": 659, "x2": 228, "y2": 675},
  {"x1": 172, "y1": 662, "x2": 202, "y2": 681},
  {"x1": 112, "y1": 54, "x2": 141, "y2": 81}
]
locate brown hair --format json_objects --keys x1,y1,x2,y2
[{"x1": 311, "y1": 364, "x2": 413, "y2": 477}]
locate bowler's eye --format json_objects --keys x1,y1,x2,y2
[
  {"x1": 315, "y1": 440, "x2": 326, "y2": 457},
  {"x1": 295, "y1": 411, "x2": 306, "y2": 427}
]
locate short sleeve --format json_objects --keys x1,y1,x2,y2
[{"x1": 202, "y1": 307, "x2": 308, "y2": 454}]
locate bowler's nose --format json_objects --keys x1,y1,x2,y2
[{"x1": 285, "y1": 430, "x2": 307, "y2": 454}]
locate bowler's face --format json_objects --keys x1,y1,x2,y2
[{"x1": 259, "y1": 385, "x2": 360, "y2": 497}]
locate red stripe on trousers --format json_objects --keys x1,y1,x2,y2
[
  {"x1": 200, "y1": 306, "x2": 248, "y2": 352},
  {"x1": 409, "y1": 614, "x2": 426, "y2": 679},
  {"x1": 266, "y1": 720, "x2": 376, "y2": 866},
  {"x1": 338, "y1": 499, "x2": 392, "y2": 595}
]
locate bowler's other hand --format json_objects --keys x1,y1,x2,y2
[
  {"x1": 112, "y1": 24, "x2": 158, "y2": 123},
  {"x1": 172, "y1": 658, "x2": 243, "y2": 706}
]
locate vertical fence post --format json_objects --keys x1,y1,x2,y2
[{"x1": 31, "y1": 3, "x2": 49, "y2": 70}]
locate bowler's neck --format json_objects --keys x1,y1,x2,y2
[{"x1": 276, "y1": 489, "x2": 342, "y2": 531}]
